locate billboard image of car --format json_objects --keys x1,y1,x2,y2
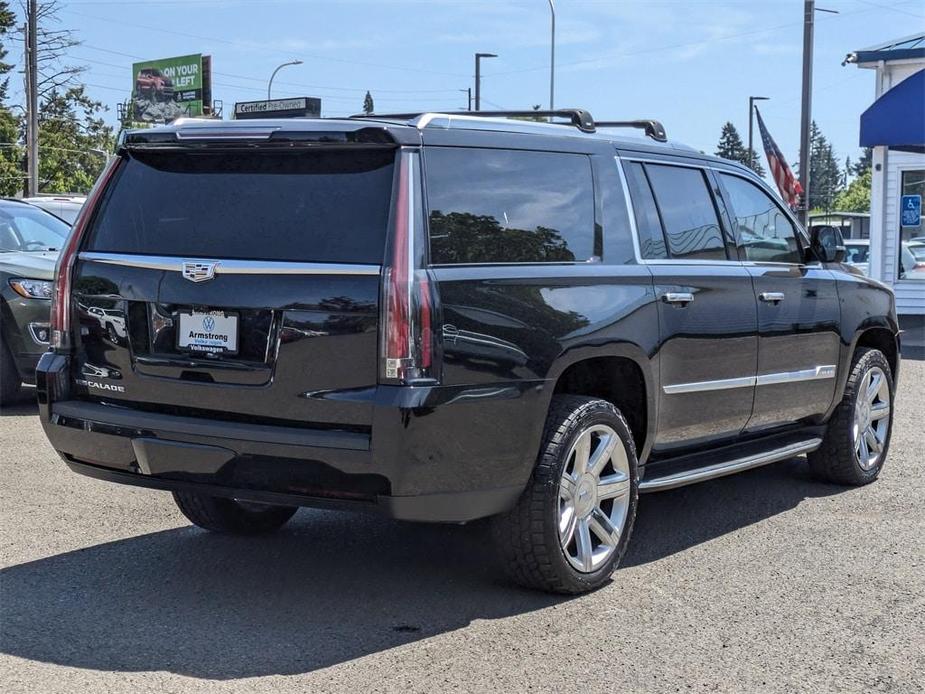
[{"x1": 132, "y1": 54, "x2": 205, "y2": 123}]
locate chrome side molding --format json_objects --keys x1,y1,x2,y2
[
  {"x1": 664, "y1": 365, "x2": 837, "y2": 394},
  {"x1": 79, "y1": 252, "x2": 381, "y2": 276},
  {"x1": 756, "y1": 365, "x2": 836, "y2": 386},
  {"x1": 663, "y1": 375, "x2": 754, "y2": 395},
  {"x1": 639, "y1": 438, "x2": 823, "y2": 493}
]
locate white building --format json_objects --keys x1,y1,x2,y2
[{"x1": 846, "y1": 34, "x2": 925, "y2": 323}]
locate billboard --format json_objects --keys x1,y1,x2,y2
[{"x1": 132, "y1": 54, "x2": 207, "y2": 123}]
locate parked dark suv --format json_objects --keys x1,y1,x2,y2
[{"x1": 35, "y1": 111, "x2": 899, "y2": 594}]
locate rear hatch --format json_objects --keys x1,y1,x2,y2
[{"x1": 71, "y1": 136, "x2": 397, "y2": 429}]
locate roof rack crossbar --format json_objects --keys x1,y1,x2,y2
[
  {"x1": 351, "y1": 109, "x2": 596, "y2": 133},
  {"x1": 595, "y1": 119, "x2": 667, "y2": 143},
  {"x1": 348, "y1": 111, "x2": 668, "y2": 142}
]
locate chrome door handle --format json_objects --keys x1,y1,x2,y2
[
  {"x1": 664, "y1": 292, "x2": 694, "y2": 305},
  {"x1": 759, "y1": 291, "x2": 785, "y2": 303}
]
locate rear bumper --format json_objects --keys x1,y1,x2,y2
[{"x1": 36, "y1": 354, "x2": 547, "y2": 522}]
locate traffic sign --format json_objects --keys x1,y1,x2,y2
[{"x1": 901, "y1": 194, "x2": 921, "y2": 227}]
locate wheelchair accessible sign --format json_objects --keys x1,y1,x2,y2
[{"x1": 901, "y1": 194, "x2": 921, "y2": 227}]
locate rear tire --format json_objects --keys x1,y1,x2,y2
[
  {"x1": 172, "y1": 491, "x2": 298, "y2": 534},
  {"x1": 808, "y1": 347, "x2": 894, "y2": 485},
  {"x1": 0, "y1": 338, "x2": 22, "y2": 405},
  {"x1": 491, "y1": 395, "x2": 639, "y2": 594}
]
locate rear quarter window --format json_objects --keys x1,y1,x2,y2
[
  {"x1": 424, "y1": 147, "x2": 595, "y2": 264},
  {"x1": 85, "y1": 149, "x2": 396, "y2": 264}
]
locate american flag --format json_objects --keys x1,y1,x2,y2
[{"x1": 755, "y1": 107, "x2": 803, "y2": 209}]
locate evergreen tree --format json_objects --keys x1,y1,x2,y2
[
  {"x1": 715, "y1": 122, "x2": 764, "y2": 177},
  {"x1": 851, "y1": 147, "x2": 872, "y2": 177},
  {"x1": 744, "y1": 148, "x2": 766, "y2": 178},
  {"x1": 715, "y1": 122, "x2": 746, "y2": 161},
  {"x1": 363, "y1": 90, "x2": 374, "y2": 115},
  {"x1": 809, "y1": 122, "x2": 843, "y2": 212},
  {"x1": 797, "y1": 121, "x2": 844, "y2": 213}
]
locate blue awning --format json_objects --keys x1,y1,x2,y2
[{"x1": 860, "y1": 68, "x2": 925, "y2": 153}]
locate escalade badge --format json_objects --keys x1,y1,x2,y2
[{"x1": 182, "y1": 261, "x2": 218, "y2": 283}]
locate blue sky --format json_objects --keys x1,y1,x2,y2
[{"x1": 12, "y1": 0, "x2": 925, "y2": 173}]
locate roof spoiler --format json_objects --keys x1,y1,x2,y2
[{"x1": 119, "y1": 124, "x2": 397, "y2": 150}]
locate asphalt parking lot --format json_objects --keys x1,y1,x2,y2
[{"x1": 1, "y1": 360, "x2": 923, "y2": 693}]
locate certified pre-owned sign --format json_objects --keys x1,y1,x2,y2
[{"x1": 234, "y1": 97, "x2": 322, "y2": 119}]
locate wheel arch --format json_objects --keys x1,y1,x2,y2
[
  {"x1": 825, "y1": 322, "x2": 900, "y2": 421},
  {"x1": 545, "y1": 344, "x2": 656, "y2": 465}
]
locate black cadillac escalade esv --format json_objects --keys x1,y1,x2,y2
[{"x1": 35, "y1": 110, "x2": 899, "y2": 594}]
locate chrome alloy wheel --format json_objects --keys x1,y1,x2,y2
[
  {"x1": 558, "y1": 424, "x2": 631, "y2": 573},
  {"x1": 854, "y1": 366, "x2": 891, "y2": 470}
]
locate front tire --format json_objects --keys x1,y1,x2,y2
[
  {"x1": 808, "y1": 347, "x2": 894, "y2": 485},
  {"x1": 492, "y1": 395, "x2": 639, "y2": 594},
  {"x1": 172, "y1": 491, "x2": 298, "y2": 534}
]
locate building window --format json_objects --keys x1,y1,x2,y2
[{"x1": 899, "y1": 170, "x2": 924, "y2": 281}]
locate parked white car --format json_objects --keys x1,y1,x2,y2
[
  {"x1": 21, "y1": 196, "x2": 86, "y2": 225},
  {"x1": 844, "y1": 239, "x2": 871, "y2": 275},
  {"x1": 844, "y1": 238, "x2": 925, "y2": 279}
]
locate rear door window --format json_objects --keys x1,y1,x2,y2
[
  {"x1": 85, "y1": 149, "x2": 396, "y2": 264},
  {"x1": 425, "y1": 147, "x2": 595, "y2": 264},
  {"x1": 644, "y1": 164, "x2": 727, "y2": 261}
]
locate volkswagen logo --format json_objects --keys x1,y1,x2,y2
[
  {"x1": 182, "y1": 261, "x2": 218, "y2": 283},
  {"x1": 202, "y1": 316, "x2": 216, "y2": 332}
]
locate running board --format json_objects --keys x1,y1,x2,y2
[{"x1": 639, "y1": 438, "x2": 822, "y2": 493}]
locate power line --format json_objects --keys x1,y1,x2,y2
[
  {"x1": 62, "y1": 8, "x2": 469, "y2": 78},
  {"x1": 482, "y1": 0, "x2": 921, "y2": 78}
]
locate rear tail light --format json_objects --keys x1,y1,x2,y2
[
  {"x1": 50, "y1": 157, "x2": 121, "y2": 351},
  {"x1": 380, "y1": 149, "x2": 438, "y2": 384}
]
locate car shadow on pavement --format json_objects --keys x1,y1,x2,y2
[
  {"x1": 0, "y1": 510, "x2": 565, "y2": 679},
  {"x1": 0, "y1": 456, "x2": 845, "y2": 680},
  {"x1": 0, "y1": 392, "x2": 37, "y2": 416}
]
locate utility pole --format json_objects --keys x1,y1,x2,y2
[
  {"x1": 24, "y1": 0, "x2": 39, "y2": 197},
  {"x1": 798, "y1": 2, "x2": 838, "y2": 226},
  {"x1": 748, "y1": 95, "x2": 769, "y2": 171},
  {"x1": 798, "y1": 0, "x2": 814, "y2": 226},
  {"x1": 459, "y1": 88, "x2": 472, "y2": 111},
  {"x1": 474, "y1": 52, "x2": 497, "y2": 111},
  {"x1": 548, "y1": 0, "x2": 556, "y2": 111}
]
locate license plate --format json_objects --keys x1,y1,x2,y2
[{"x1": 177, "y1": 310, "x2": 238, "y2": 354}]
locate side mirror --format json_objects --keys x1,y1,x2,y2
[{"x1": 809, "y1": 225, "x2": 846, "y2": 263}]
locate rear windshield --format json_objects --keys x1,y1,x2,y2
[{"x1": 85, "y1": 149, "x2": 396, "y2": 264}]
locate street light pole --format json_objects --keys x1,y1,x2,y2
[
  {"x1": 748, "y1": 96, "x2": 769, "y2": 172},
  {"x1": 267, "y1": 59, "x2": 303, "y2": 100},
  {"x1": 474, "y1": 52, "x2": 497, "y2": 111},
  {"x1": 548, "y1": 0, "x2": 556, "y2": 110}
]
